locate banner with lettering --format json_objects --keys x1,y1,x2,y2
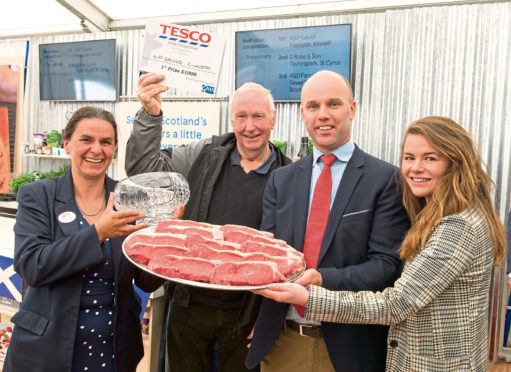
[
  {"x1": 140, "y1": 22, "x2": 226, "y2": 97},
  {"x1": 116, "y1": 101, "x2": 221, "y2": 179}
]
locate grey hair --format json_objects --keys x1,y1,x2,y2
[{"x1": 229, "y1": 82, "x2": 276, "y2": 119}]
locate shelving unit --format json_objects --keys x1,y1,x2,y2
[
  {"x1": 23, "y1": 153, "x2": 70, "y2": 160},
  {"x1": 22, "y1": 153, "x2": 117, "y2": 163}
]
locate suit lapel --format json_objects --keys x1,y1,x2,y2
[
  {"x1": 111, "y1": 237, "x2": 123, "y2": 286},
  {"x1": 317, "y1": 147, "x2": 365, "y2": 266},
  {"x1": 54, "y1": 170, "x2": 80, "y2": 236},
  {"x1": 293, "y1": 156, "x2": 313, "y2": 253},
  {"x1": 105, "y1": 177, "x2": 123, "y2": 282}
]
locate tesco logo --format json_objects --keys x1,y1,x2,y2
[{"x1": 159, "y1": 25, "x2": 212, "y2": 47}]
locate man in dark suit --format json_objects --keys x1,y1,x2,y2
[{"x1": 245, "y1": 70, "x2": 410, "y2": 372}]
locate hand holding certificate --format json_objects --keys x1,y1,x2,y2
[{"x1": 140, "y1": 21, "x2": 226, "y2": 97}]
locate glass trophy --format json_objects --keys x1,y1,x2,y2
[{"x1": 114, "y1": 171, "x2": 190, "y2": 225}]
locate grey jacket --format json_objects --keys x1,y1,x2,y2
[
  {"x1": 126, "y1": 108, "x2": 291, "y2": 221},
  {"x1": 125, "y1": 108, "x2": 291, "y2": 334}
]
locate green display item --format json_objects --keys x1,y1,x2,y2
[
  {"x1": 44, "y1": 130, "x2": 62, "y2": 148},
  {"x1": 272, "y1": 140, "x2": 287, "y2": 155},
  {"x1": 8, "y1": 165, "x2": 70, "y2": 192}
]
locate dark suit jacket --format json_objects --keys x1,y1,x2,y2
[
  {"x1": 4, "y1": 170, "x2": 163, "y2": 372},
  {"x1": 246, "y1": 146, "x2": 410, "y2": 372}
]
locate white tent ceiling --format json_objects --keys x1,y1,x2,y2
[
  {"x1": 1, "y1": 0, "x2": 488, "y2": 39},
  {"x1": 0, "y1": 0, "x2": 337, "y2": 37}
]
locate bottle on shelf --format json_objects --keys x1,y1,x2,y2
[
  {"x1": 42, "y1": 138, "x2": 52, "y2": 155},
  {"x1": 296, "y1": 136, "x2": 310, "y2": 159}
]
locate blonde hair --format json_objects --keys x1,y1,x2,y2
[{"x1": 399, "y1": 116, "x2": 505, "y2": 265}]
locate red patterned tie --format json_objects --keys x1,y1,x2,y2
[{"x1": 294, "y1": 154, "x2": 336, "y2": 317}]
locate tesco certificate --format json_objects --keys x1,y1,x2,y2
[{"x1": 140, "y1": 21, "x2": 226, "y2": 96}]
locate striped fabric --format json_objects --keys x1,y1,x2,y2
[{"x1": 306, "y1": 208, "x2": 493, "y2": 372}]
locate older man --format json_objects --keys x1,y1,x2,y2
[
  {"x1": 125, "y1": 72, "x2": 291, "y2": 372},
  {"x1": 245, "y1": 70, "x2": 410, "y2": 372}
]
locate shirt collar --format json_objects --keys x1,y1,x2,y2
[
  {"x1": 230, "y1": 145, "x2": 276, "y2": 175},
  {"x1": 312, "y1": 139, "x2": 355, "y2": 165}
]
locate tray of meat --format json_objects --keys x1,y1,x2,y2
[{"x1": 122, "y1": 220, "x2": 305, "y2": 290}]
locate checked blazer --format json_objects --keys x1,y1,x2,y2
[{"x1": 306, "y1": 208, "x2": 493, "y2": 372}]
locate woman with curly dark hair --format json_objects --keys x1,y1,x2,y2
[{"x1": 4, "y1": 106, "x2": 163, "y2": 372}]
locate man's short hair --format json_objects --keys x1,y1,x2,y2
[{"x1": 230, "y1": 83, "x2": 276, "y2": 119}]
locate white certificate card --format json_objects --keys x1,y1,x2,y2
[{"x1": 140, "y1": 22, "x2": 226, "y2": 96}]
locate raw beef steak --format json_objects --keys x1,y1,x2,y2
[{"x1": 124, "y1": 220, "x2": 305, "y2": 286}]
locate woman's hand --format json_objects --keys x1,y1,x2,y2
[
  {"x1": 252, "y1": 282, "x2": 309, "y2": 306},
  {"x1": 94, "y1": 193, "x2": 148, "y2": 242},
  {"x1": 136, "y1": 72, "x2": 168, "y2": 116}
]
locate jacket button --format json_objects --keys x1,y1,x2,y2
[{"x1": 389, "y1": 340, "x2": 398, "y2": 348}]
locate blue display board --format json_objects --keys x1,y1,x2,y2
[
  {"x1": 39, "y1": 39, "x2": 117, "y2": 101},
  {"x1": 0, "y1": 255, "x2": 21, "y2": 303},
  {"x1": 235, "y1": 24, "x2": 351, "y2": 101}
]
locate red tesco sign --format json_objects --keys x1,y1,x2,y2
[{"x1": 160, "y1": 25, "x2": 212, "y2": 44}]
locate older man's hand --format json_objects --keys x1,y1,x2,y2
[{"x1": 136, "y1": 72, "x2": 168, "y2": 116}]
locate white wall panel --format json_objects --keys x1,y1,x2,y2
[{"x1": 22, "y1": 1, "x2": 510, "y2": 216}]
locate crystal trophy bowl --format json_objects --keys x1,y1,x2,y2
[{"x1": 114, "y1": 172, "x2": 190, "y2": 225}]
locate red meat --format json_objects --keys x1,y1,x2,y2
[
  {"x1": 125, "y1": 221, "x2": 305, "y2": 286},
  {"x1": 153, "y1": 225, "x2": 224, "y2": 240},
  {"x1": 240, "y1": 241, "x2": 290, "y2": 257},
  {"x1": 147, "y1": 255, "x2": 217, "y2": 282},
  {"x1": 219, "y1": 224, "x2": 274, "y2": 238},
  {"x1": 223, "y1": 230, "x2": 287, "y2": 247},
  {"x1": 126, "y1": 243, "x2": 188, "y2": 264},
  {"x1": 187, "y1": 244, "x2": 246, "y2": 262},
  {"x1": 125, "y1": 233, "x2": 186, "y2": 250},
  {"x1": 210, "y1": 261, "x2": 286, "y2": 285},
  {"x1": 241, "y1": 240, "x2": 302, "y2": 258},
  {"x1": 244, "y1": 252, "x2": 305, "y2": 277},
  {"x1": 155, "y1": 219, "x2": 216, "y2": 231},
  {"x1": 185, "y1": 233, "x2": 241, "y2": 251}
]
